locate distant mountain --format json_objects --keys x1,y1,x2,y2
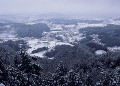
[{"x1": 48, "y1": 19, "x2": 103, "y2": 25}]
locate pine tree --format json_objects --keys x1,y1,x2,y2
[
  {"x1": 14, "y1": 55, "x2": 20, "y2": 68},
  {"x1": 0, "y1": 59, "x2": 7, "y2": 83},
  {"x1": 53, "y1": 61, "x2": 67, "y2": 86}
]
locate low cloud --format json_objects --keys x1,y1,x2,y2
[{"x1": 0, "y1": 0, "x2": 120, "y2": 16}]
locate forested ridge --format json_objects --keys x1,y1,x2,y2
[
  {"x1": 79, "y1": 24, "x2": 120, "y2": 47},
  {"x1": 0, "y1": 43, "x2": 120, "y2": 86},
  {"x1": 0, "y1": 23, "x2": 50, "y2": 38}
]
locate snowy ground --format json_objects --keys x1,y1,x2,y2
[
  {"x1": 0, "y1": 21, "x2": 108, "y2": 57},
  {"x1": 26, "y1": 38, "x2": 73, "y2": 58},
  {"x1": 95, "y1": 50, "x2": 106, "y2": 55},
  {"x1": 108, "y1": 46, "x2": 120, "y2": 52},
  {"x1": 0, "y1": 83, "x2": 5, "y2": 86},
  {"x1": 25, "y1": 21, "x2": 112, "y2": 57},
  {"x1": 1, "y1": 18, "x2": 120, "y2": 57},
  {"x1": 0, "y1": 33, "x2": 18, "y2": 42}
]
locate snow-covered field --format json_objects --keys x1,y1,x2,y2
[
  {"x1": 0, "y1": 33, "x2": 18, "y2": 42},
  {"x1": 77, "y1": 23, "x2": 106, "y2": 28},
  {"x1": 26, "y1": 38, "x2": 73, "y2": 58}
]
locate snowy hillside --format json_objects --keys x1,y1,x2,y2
[{"x1": 1, "y1": 18, "x2": 120, "y2": 57}]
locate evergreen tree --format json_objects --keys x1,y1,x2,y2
[
  {"x1": 0, "y1": 59, "x2": 7, "y2": 83},
  {"x1": 53, "y1": 61, "x2": 67, "y2": 86}
]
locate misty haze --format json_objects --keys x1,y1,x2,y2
[{"x1": 0, "y1": 0, "x2": 120, "y2": 86}]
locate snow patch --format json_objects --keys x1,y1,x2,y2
[
  {"x1": 77, "y1": 23, "x2": 106, "y2": 28},
  {"x1": 95, "y1": 50, "x2": 106, "y2": 55},
  {"x1": 0, "y1": 83, "x2": 5, "y2": 86},
  {"x1": 108, "y1": 46, "x2": 120, "y2": 52}
]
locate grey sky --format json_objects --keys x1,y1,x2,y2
[{"x1": 0, "y1": 0, "x2": 120, "y2": 16}]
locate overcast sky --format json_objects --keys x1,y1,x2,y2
[{"x1": 0, "y1": 0, "x2": 120, "y2": 16}]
